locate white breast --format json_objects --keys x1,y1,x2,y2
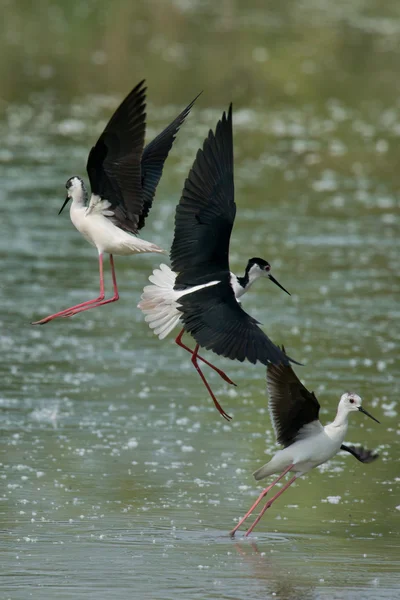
[{"x1": 70, "y1": 203, "x2": 97, "y2": 247}]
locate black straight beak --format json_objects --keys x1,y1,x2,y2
[
  {"x1": 268, "y1": 274, "x2": 291, "y2": 296},
  {"x1": 358, "y1": 406, "x2": 380, "y2": 424},
  {"x1": 59, "y1": 196, "x2": 70, "y2": 215}
]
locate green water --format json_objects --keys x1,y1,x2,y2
[{"x1": 1, "y1": 1, "x2": 399, "y2": 599}]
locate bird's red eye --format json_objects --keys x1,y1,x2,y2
[
  {"x1": 265, "y1": 264, "x2": 271, "y2": 272},
  {"x1": 349, "y1": 398, "x2": 354, "y2": 404}
]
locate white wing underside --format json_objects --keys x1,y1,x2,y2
[{"x1": 138, "y1": 263, "x2": 220, "y2": 340}]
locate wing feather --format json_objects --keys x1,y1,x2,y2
[
  {"x1": 266, "y1": 356, "x2": 320, "y2": 448},
  {"x1": 171, "y1": 105, "x2": 235, "y2": 279},
  {"x1": 340, "y1": 444, "x2": 379, "y2": 464},
  {"x1": 138, "y1": 92, "x2": 200, "y2": 230},
  {"x1": 86, "y1": 80, "x2": 147, "y2": 233},
  {"x1": 178, "y1": 285, "x2": 292, "y2": 366}
]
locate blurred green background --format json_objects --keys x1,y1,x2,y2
[{"x1": 0, "y1": 1, "x2": 399, "y2": 599}]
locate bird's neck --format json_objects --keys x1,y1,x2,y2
[
  {"x1": 324, "y1": 406, "x2": 349, "y2": 443},
  {"x1": 71, "y1": 183, "x2": 88, "y2": 209},
  {"x1": 235, "y1": 268, "x2": 260, "y2": 299}
]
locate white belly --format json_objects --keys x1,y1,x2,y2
[
  {"x1": 70, "y1": 205, "x2": 163, "y2": 256},
  {"x1": 253, "y1": 431, "x2": 343, "y2": 480}
]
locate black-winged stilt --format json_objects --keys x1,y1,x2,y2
[
  {"x1": 138, "y1": 105, "x2": 298, "y2": 421},
  {"x1": 230, "y1": 351, "x2": 380, "y2": 537},
  {"x1": 32, "y1": 81, "x2": 199, "y2": 325}
]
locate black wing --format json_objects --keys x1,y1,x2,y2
[
  {"x1": 171, "y1": 104, "x2": 236, "y2": 280},
  {"x1": 138, "y1": 92, "x2": 201, "y2": 231},
  {"x1": 178, "y1": 284, "x2": 295, "y2": 366},
  {"x1": 86, "y1": 80, "x2": 147, "y2": 234},
  {"x1": 341, "y1": 444, "x2": 379, "y2": 464},
  {"x1": 266, "y1": 356, "x2": 320, "y2": 448}
]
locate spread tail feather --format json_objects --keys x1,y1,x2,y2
[
  {"x1": 138, "y1": 264, "x2": 182, "y2": 339},
  {"x1": 138, "y1": 264, "x2": 221, "y2": 340}
]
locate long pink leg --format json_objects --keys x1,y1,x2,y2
[
  {"x1": 32, "y1": 253, "x2": 106, "y2": 325},
  {"x1": 62, "y1": 254, "x2": 119, "y2": 317},
  {"x1": 229, "y1": 464, "x2": 294, "y2": 538},
  {"x1": 244, "y1": 474, "x2": 298, "y2": 537},
  {"x1": 175, "y1": 329, "x2": 236, "y2": 386},
  {"x1": 191, "y1": 343, "x2": 232, "y2": 421}
]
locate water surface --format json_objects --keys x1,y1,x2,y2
[{"x1": 1, "y1": 1, "x2": 399, "y2": 599}]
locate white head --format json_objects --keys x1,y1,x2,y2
[
  {"x1": 339, "y1": 392, "x2": 380, "y2": 423},
  {"x1": 245, "y1": 258, "x2": 291, "y2": 295},
  {"x1": 59, "y1": 176, "x2": 87, "y2": 214}
]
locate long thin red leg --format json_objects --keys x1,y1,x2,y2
[
  {"x1": 175, "y1": 329, "x2": 236, "y2": 386},
  {"x1": 229, "y1": 464, "x2": 294, "y2": 538},
  {"x1": 32, "y1": 253, "x2": 106, "y2": 325},
  {"x1": 62, "y1": 254, "x2": 119, "y2": 317},
  {"x1": 244, "y1": 474, "x2": 298, "y2": 537},
  {"x1": 190, "y1": 343, "x2": 232, "y2": 421}
]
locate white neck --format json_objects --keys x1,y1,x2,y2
[
  {"x1": 246, "y1": 268, "x2": 263, "y2": 290},
  {"x1": 323, "y1": 404, "x2": 349, "y2": 444},
  {"x1": 231, "y1": 269, "x2": 263, "y2": 300},
  {"x1": 70, "y1": 187, "x2": 87, "y2": 209}
]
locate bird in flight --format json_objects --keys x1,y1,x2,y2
[
  {"x1": 33, "y1": 81, "x2": 199, "y2": 325},
  {"x1": 230, "y1": 351, "x2": 380, "y2": 536},
  {"x1": 139, "y1": 105, "x2": 297, "y2": 420}
]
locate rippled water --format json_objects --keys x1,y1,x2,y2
[{"x1": 1, "y1": 2, "x2": 399, "y2": 599}]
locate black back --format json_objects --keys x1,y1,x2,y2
[
  {"x1": 267, "y1": 355, "x2": 320, "y2": 447},
  {"x1": 171, "y1": 104, "x2": 235, "y2": 282},
  {"x1": 86, "y1": 81, "x2": 197, "y2": 234}
]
